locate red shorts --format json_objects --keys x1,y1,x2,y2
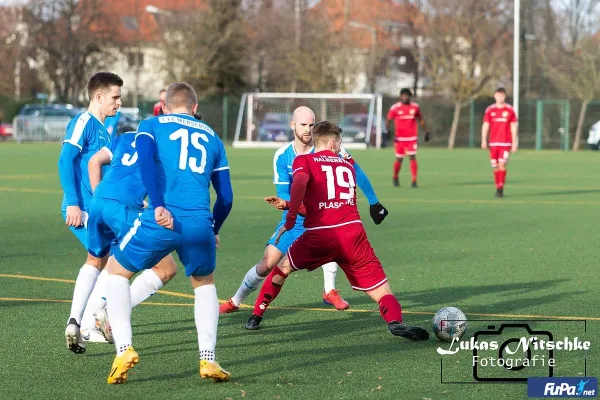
[
  {"x1": 395, "y1": 140, "x2": 417, "y2": 158},
  {"x1": 489, "y1": 146, "x2": 511, "y2": 168},
  {"x1": 286, "y1": 221, "x2": 388, "y2": 291}
]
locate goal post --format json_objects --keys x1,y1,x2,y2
[{"x1": 233, "y1": 92, "x2": 384, "y2": 149}]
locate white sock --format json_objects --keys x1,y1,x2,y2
[
  {"x1": 194, "y1": 284, "x2": 219, "y2": 362},
  {"x1": 106, "y1": 274, "x2": 132, "y2": 355},
  {"x1": 322, "y1": 262, "x2": 338, "y2": 293},
  {"x1": 68, "y1": 264, "x2": 100, "y2": 325},
  {"x1": 130, "y1": 269, "x2": 164, "y2": 308},
  {"x1": 231, "y1": 265, "x2": 264, "y2": 307},
  {"x1": 81, "y1": 268, "x2": 108, "y2": 330}
]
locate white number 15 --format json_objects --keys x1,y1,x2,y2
[{"x1": 169, "y1": 128, "x2": 208, "y2": 174}]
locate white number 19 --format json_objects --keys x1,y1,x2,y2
[
  {"x1": 321, "y1": 165, "x2": 355, "y2": 200},
  {"x1": 169, "y1": 128, "x2": 208, "y2": 174}
]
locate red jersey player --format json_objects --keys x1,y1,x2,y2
[
  {"x1": 152, "y1": 89, "x2": 166, "y2": 116},
  {"x1": 244, "y1": 121, "x2": 429, "y2": 341},
  {"x1": 482, "y1": 88, "x2": 518, "y2": 197},
  {"x1": 386, "y1": 88, "x2": 430, "y2": 188}
]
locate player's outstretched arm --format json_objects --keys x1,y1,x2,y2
[
  {"x1": 58, "y1": 143, "x2": 83, "y2": 226},
  {"x1": 88, "y1": 148, "x2": 112, "y2": 192},
  {"x1": 353, "y1": 161, "x2": 389, "y2": 225},
  {"x1": 211, "y1": 168, "x2": 233, "y2": 235}
]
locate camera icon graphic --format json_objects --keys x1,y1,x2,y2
[{"x1": 472, "y1": 323, "x2": 554, "y2": 382}]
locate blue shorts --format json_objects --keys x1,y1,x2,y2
[
  {"x1": 62, "y1": 209, "x2": 88, "y2": 248},
  {"x1": 87, "y1": 198, "x2": 142, "y2": 258},
  {"x1": 112, "y1": 210, "x2": 216, "y2": 277},
  {"x1": 267, "y1": 219, "x2": 306, "y2": 254}
]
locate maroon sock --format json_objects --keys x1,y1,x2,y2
[
  {"x1": 378, "y1": 294, "x2": 403, "y2": 324},
  {"x1": 410, "y1": 159, "x2": 418, "y2": 182},
  {"x1": 253, "y1": 266, "x2": 288, "y2": 317},
  {"x1": 393, "y1": 160, "x2": 401, "y2": 179}
]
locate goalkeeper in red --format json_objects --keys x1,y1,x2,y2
[
  {"x1": 244, "y1": 121, "x2": 429, "y2": 341},
  {"x1": 481, "y1": 87, "x2": 518, "y2": 197}
]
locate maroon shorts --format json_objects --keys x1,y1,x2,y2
[{"x1": 286, "y1": 221, "x2": 388, "y2": 291}]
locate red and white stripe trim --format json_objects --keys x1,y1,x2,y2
[
  {"x1": 351, "y1": 277, "x2": 388, "y2": 292},
  {"x1": 395, "y1": 137, "x2": 417, "y2": 141},
  {"x1": 305, "y1": 220, "x2": 362, "y2": 231}
]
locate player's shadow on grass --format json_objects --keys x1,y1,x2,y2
[{"x1": 266, "y1": 279, "x2": 574, "y2": 320}]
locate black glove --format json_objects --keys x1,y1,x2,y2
[
  {"x1": 424, "y1": 132, "x2": 431, "y2": 142},
  {"x1": 369, "y1": 202, "x2": 389, "y2": 225}
]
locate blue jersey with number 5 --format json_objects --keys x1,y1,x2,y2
[
  {"x1": 135, "y1": 114, "x2": 228, "y2": 216},
  {"x1": 94, "y1": 132, "x2": 145, "y2": 211}
]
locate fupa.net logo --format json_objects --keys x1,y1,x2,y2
[{"x1": 528, "y1": 377, "x2": 597, "y2": 398}]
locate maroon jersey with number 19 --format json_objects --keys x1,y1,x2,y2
[
  {"x1": 291, "y1": 150, "x2": 361, "y2": 230},
  {"x1": 285, "y1": 149, "x2": 388, "y2": 292}
]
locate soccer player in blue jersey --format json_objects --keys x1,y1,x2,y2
[
  {"x1": 104, "y1": 82, "x2": 233, "y2": 384},
  {"x1": 220, "y1": 106, "x2": 388, "y2": 314},
  {"x1": 85, "y1": 131, "x2": 178, "y2": 344},
  {"x1": 60, "y1": 72, "x2": 123, "y2": 353}
]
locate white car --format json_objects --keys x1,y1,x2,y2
[{"x1": 587, "y1": 121, "x2": 600, "y2": 150}]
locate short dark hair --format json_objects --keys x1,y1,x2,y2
[
  {"x1": 495, "y1": 87, "x2": 507, "y2": 94},
  {"x1": 312, "y1": 121, "x2": 342, "y2": 146},
  {"x1": 400, "y1": 88, "x2": 412, "y2": 96},
  {"x1": 159, "y1": 89, "x2": 166, "y2": 94},
  {"x1": 165, "y1": 82, "x2": 197, "y2": 112},
  {"x1": 87, "y1": 72, "x2": 123, "y2": 100}
]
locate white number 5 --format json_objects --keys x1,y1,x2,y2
[
  {"x1": 321, "y1": 165, "x2": 355, "y2": 200},
  {"x1": 169, "y1": 128, "x2": 208, "y2": 174}
]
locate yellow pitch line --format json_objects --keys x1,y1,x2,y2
[{"x1": 1, "y1": 274, "x2": 599, "y2": 321}]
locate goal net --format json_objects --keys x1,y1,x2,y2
[{"x1": 233, "y1": 93, "x2": 384, "y2": 149}]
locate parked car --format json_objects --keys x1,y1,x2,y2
[
  {"x1": 17, "y1": 104, "x2": 79, "y2": 118},
  {"x1": 587, "y1": 121, "x2": 600, "y2": 150},
  {"x1": 337, "y1": 114, "x2": 388, "y2": 147},
  {"x1": 258, "y1": 113, "x2": 293, "y2": 142},
  {"x1": 0, "y1": 123, "x2": 13, "y2": 140},
  {"x1": 14, "y1": 104, "x2": 78, "y2": 142}
]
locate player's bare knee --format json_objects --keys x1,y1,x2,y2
[
  {"x1": 152, "y1": 258, "x2": 177, "y2": 283},
  {"x1": 498, "y1": 164, "x2": 506, "y2": 171},
  {"x1": 190, "y1": 272, "x2": 215, "y2": 289},
  {"x1": 85, "y1": 254, "x2": 104, "y2": 270},
  {"x1": 396, "y1": 157, "x2": 404, "y2": 163},
  {"x1": 257, "y1": 245, "x2": 284, "y2": 277},
  {"x1": 365, "y1": 283, "x2": 393, "y2": 303}
]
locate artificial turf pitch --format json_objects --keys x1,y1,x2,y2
[{"x1": 0, "y1": 143, "x2": 597, "y2": 399}]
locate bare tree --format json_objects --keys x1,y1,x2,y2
[
  {"x1": 162, "y1": 0, "x2": 249, "y2": 96},
  {"x1": 544, "y1": 38, "x2": 600, "y2": 151},
  {"x1": 423, "y1": 0, "x2": 512, "y2": 149},
  {"x1": 27, "y1": 0, "x2": 114, "y2": 104}
]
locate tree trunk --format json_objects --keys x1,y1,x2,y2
[
  {"x1": 572, "y1": 98, "x2": 590, "y2": 152},
  {"x1": 448, "y1": 102, "x2": 462, "y2": 149}
]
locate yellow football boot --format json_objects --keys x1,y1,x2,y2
[
  {"x1": 107, "y1": 346, "x2": 139, "y2": 384},
  {"x1": 200, "y1": 359, "x2": 231, "y2": 382}
]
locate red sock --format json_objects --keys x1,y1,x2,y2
[
  {"x1": 378, "y1": 294, "x2": 403, "y2": 324},
  {"x1": 410, "y1": 159, "x2": 418, "y2": 182},
  {"x1": 253, "y1": 266, "x2": 288, "y2": 317},
  {"x1": 393, "y1": 160, "x2": 401, "y2": 179},
  {"x1": 500, "y1": 170, "x2": 507, "y2": 187},
  {"x1": 494, "y1": 170, "x2": 501, "y2": 188}
]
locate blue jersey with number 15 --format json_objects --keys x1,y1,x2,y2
[
  {"x1": 135, "y1": 114, "x2": 228, "y2": 216},
  {"x1": 94, "y1": 132, "x2": 145, "y2": 211}
]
